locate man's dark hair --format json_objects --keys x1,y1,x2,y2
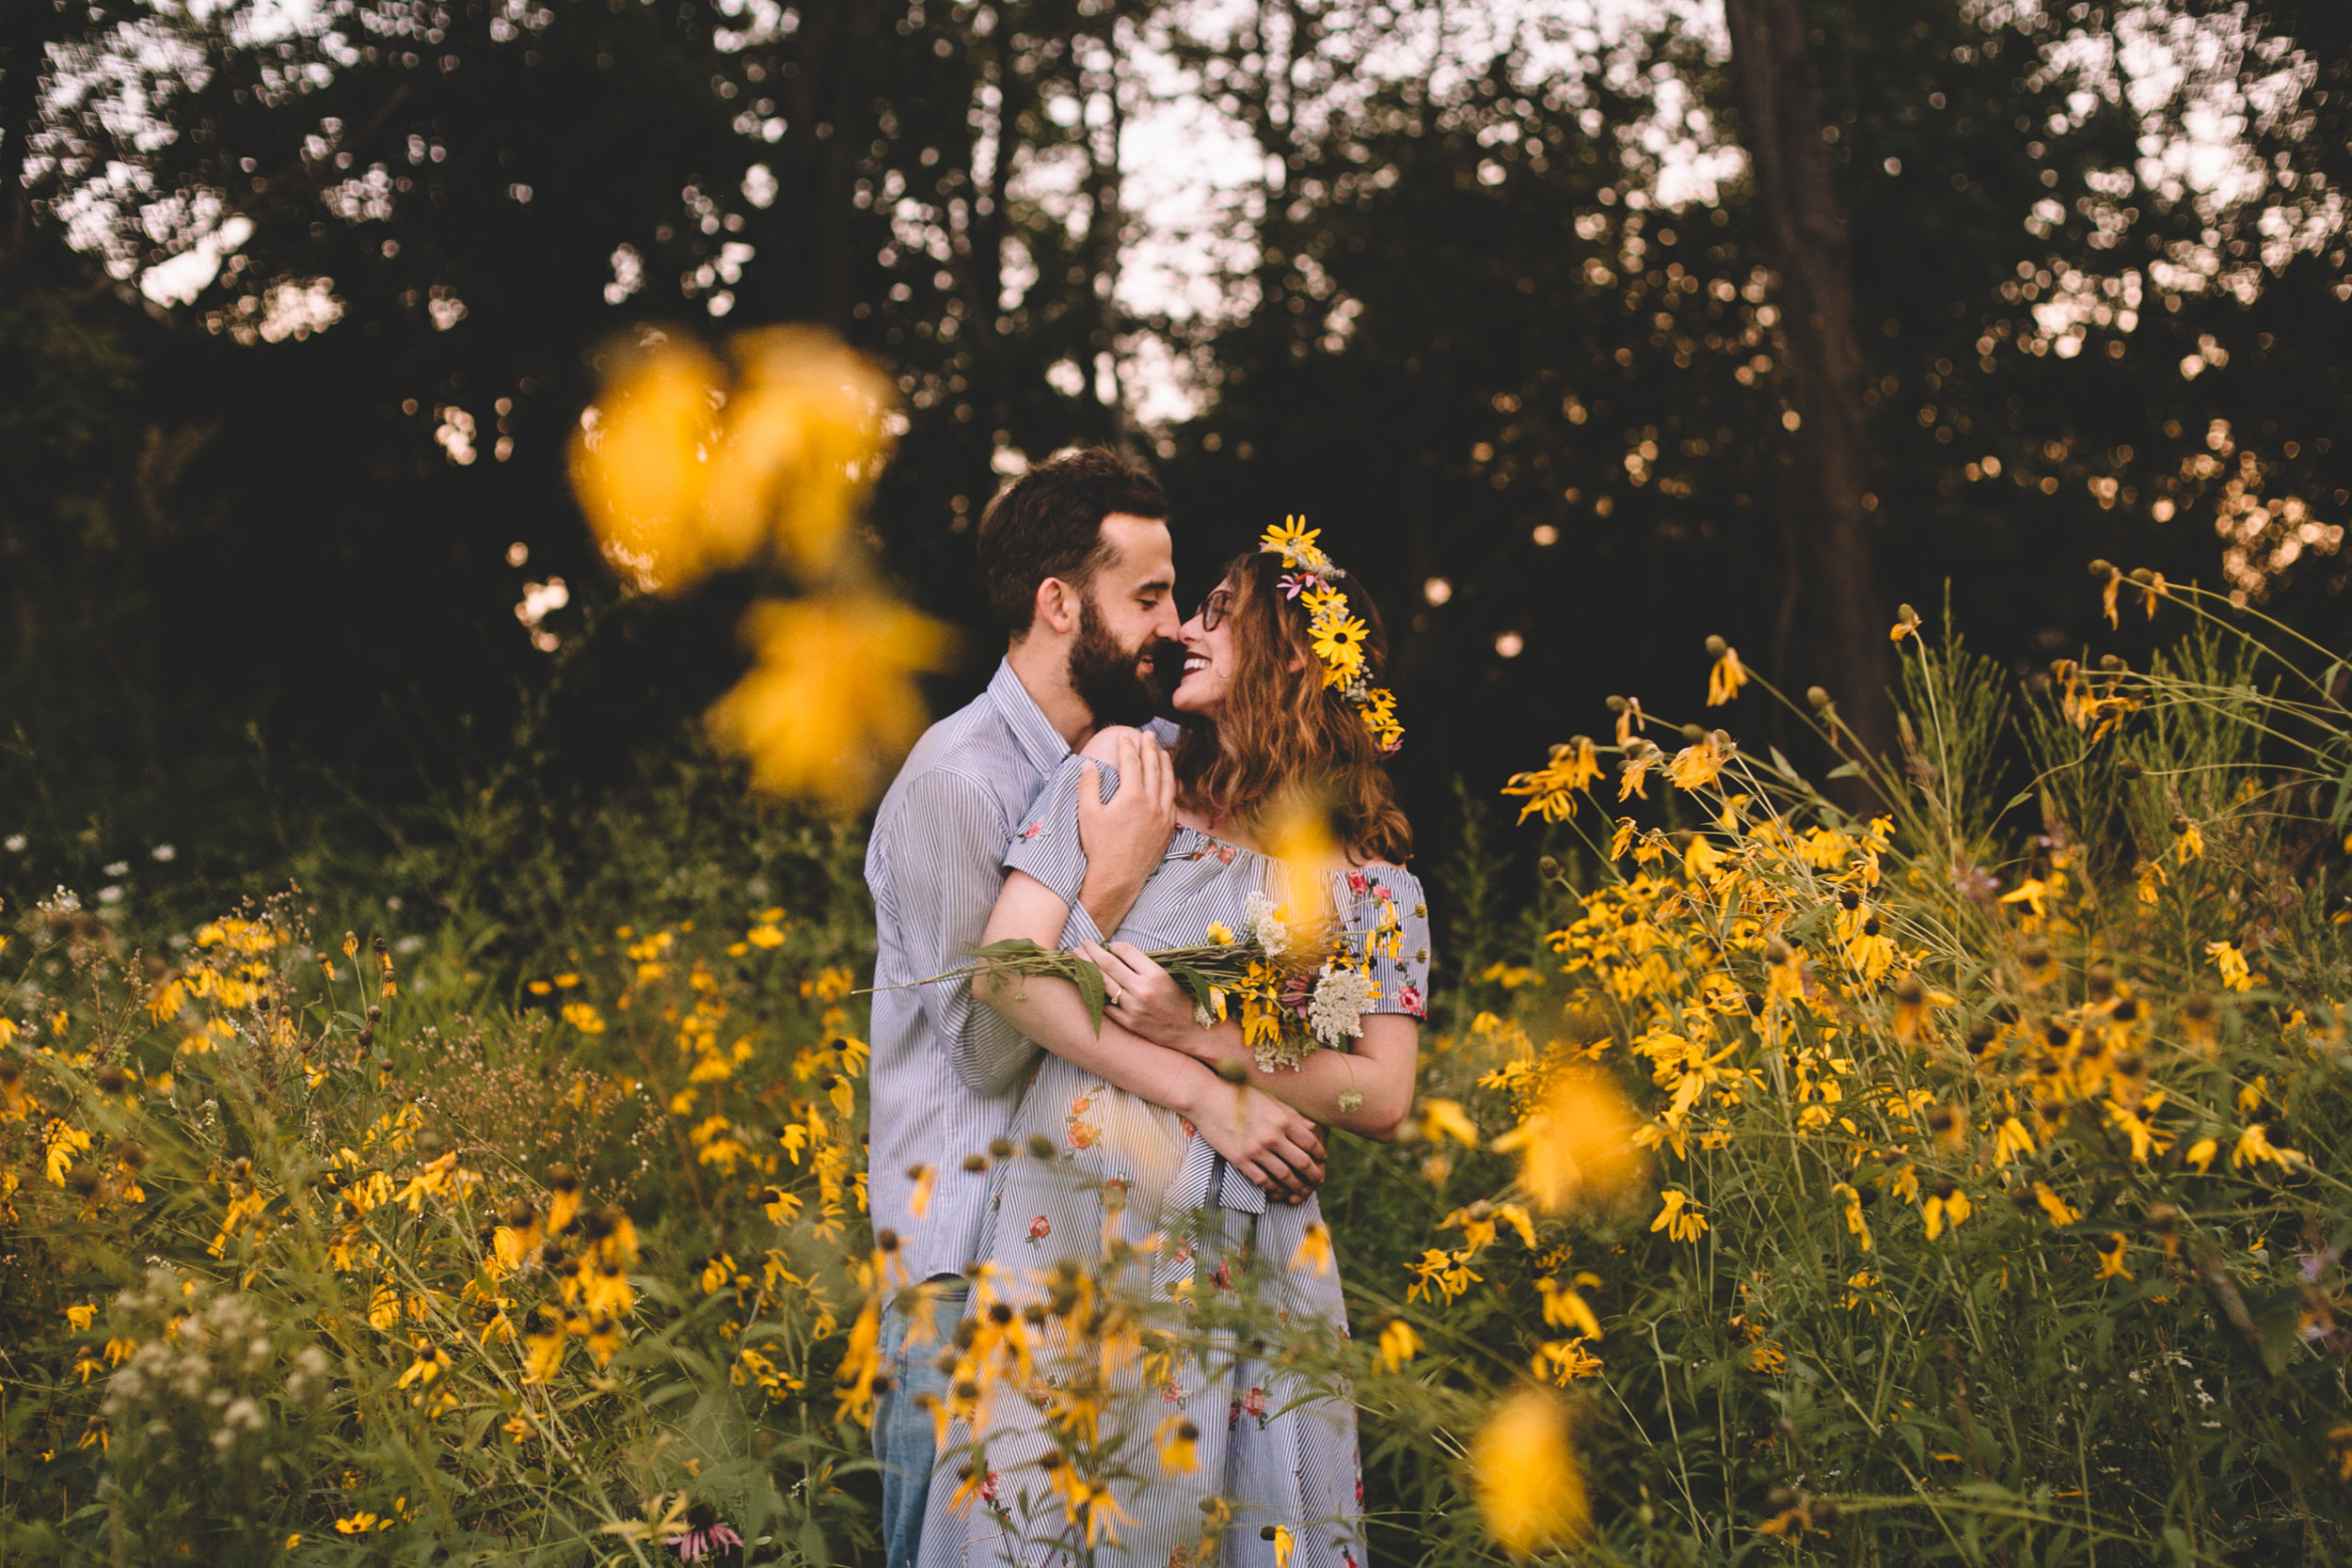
[{"x1": 976, "y1": 447, "x2": 1169, "y2": 636}]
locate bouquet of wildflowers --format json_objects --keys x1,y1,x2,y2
[{"x1": 960, "y1": 880, "x2": 1406, "y2": 1073}]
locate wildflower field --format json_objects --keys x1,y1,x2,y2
[{"x1": 6, "y1": 562, "x2": 2351, "y2": 1565}]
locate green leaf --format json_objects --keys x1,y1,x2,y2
[
  {"x1": 1826, "y1": 760, "x2": 1864, "y2": 779},
  {"x1": 1069, "y1": 957, "x2": 1107, "y2": 1035},
  {"x1": 969, "y1": 936, "x2": 1054, "y2": 963},
  {"x1": 1168, "y1": 965, "x2": 1217, "y2": 1011}
]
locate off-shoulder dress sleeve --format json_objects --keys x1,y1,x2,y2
[
  {"x1": 1001, "y1": 753, "x2": 1119, "y2": 911},
  {"x1": 1344, "y1": 863, "x2": 1432, "y2": 1020}
]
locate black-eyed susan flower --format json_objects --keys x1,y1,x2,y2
[
  {"x1": 1923, "y1": 1180, "x2": 1972, "y2": 1239},
  {"x1": 1376, "y1": 1317, "x2": 1424, "y2": 1371},
  {"x1": 521, "y1": 1310, "x2": 565, "y2": 1384},
  {"x1": 1704, "y1": 636, "x2": 1749, "y2": 706},
  {"x1": 1651, "y1": 1189, "x2": 1708, "y2": 1243},
  {"x1": 2092, "y1": 1232, "x2": 2133, "y2": 1280},
  {"x1": 1155, "y1": 1413, "x2": 1200, "y2": 1473}
]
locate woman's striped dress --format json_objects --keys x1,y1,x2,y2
[{"x1": 914, "y1": 755, "x2": 1431, "y2": 1568}]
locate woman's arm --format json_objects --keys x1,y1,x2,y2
[
  {"x1": 1083, "y1": 941, "x2": 1418, "y2": 1140},
  {"x1": 979, "y1": 870, "x2": 1332, "y2": 1199}
]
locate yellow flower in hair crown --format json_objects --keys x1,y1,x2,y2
[{"x1": 1260, "y1": 516, "x2": 1406, "y2": 754}]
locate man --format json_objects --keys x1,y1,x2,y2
[{"x1": 864, "y1": 448, "x2": 1328, "y2": 1568}]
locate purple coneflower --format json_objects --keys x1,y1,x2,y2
[{"x1": 667, "y1": 1502, "x2": 743, "y2": 1562}]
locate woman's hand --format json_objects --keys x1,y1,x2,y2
[
  {"x1": 1179, "y1": 1077, "x2": 1327, "y2": 1204},
  {"x1": 1085, "y1": 940, "x2": 1219, "y2": 1053}
]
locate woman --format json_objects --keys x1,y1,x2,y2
[{"x1": 917, "y1": 523, "x2": 1430, "y2": 1568}]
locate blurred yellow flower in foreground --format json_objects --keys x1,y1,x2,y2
[
  {"x1": 709, "y1": 594, "x2": 954, "y2": 813},
  {"x1": 703, "y1": 327, "x2": 896, "y2": 579},
  {"x1": 569, "y1": 327, "x2": 894, "y2": 594},
  {"x1": 1470, "y1": 1387, "x2": 1590, "y2": 1556},
  {"x1": 1492, "y1": 1069, "x2": 1644, "y2": 1214},
  {"x1": 569, "y1": 339, "x2": 727, "y2": 594}
]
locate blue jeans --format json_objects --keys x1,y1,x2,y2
[{"x1": 873, "y1": 1278, "x2": 969, "y2": 1568}]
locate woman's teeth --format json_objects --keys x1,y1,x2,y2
[{"x1": 1183, "y1": 656, "x2": 1209, "y2": 673}]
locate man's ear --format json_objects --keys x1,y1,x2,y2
[{"x1": 1033, "y1": 576, "x2": 1081, "y2": 638}]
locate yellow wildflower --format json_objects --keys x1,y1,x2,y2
[
  {"x1": 1650, "y1": 1189, "x2": 1708, "y2": 1243},
  {"x1": 1923, "y1": 1182, "x2": 1971, "y2": 1239},
  {"x1": 1502, "y1": 736, "x2": 1602, "y2": 823},
  {"x1": 1666, "y1": 733, "x2": 1728, "y2": 792},
  {"x1": 2031, "y1": 1182, "x2": 2079, "y2": 1227},
  {"x1": 2206, "y1": 941, "x2": 2252, "y2": 992},
  {"x1": 2232, "y1": 1123, "x2": 2301, "y2": 1170},
  {"x1": 1376, "y1": 1318, "x2": 1424, "y2": 1372},
  {"x1": 2093, "y1": 1232, "x2": 2134, "y2": 1280},
  {"x1": 1704, "y1": 638, "x2": 1749, "y2": 706},
  {"x1": 706, "y1": 593, "x2": 956, "y2": 814},
  {"x1": 1289, "y1": 1222, "x2": 1334, "y2": 1275},
  {"x1": 1156, "y1": 1413, "x2": 1200, "y2": 1474},
  {"x1": 1470, "y1": 1388, "x2": 1590, "y2": 1555},
  {"x1": 1416, "y1": 1098, "x2": 1481, "y2": 1148},
  {"x1": 1832, "y1": 1181, "x2": 1873, "y2": 1251}
]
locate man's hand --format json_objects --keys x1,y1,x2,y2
[
  {"x1": 1183, "y1": 1077, "x2": 1327, "y2": 1204},
  {"x1": 1074, "y1": 729, "x2": 1176, "y2": 937}
]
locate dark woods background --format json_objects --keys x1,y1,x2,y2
[{"x1": 5, "y1": 0, "x2": 2351, "y2": 942}]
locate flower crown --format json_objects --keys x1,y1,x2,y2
[{"x1": 1258, "y1": 517, "x2": 1405, "y2": 754}]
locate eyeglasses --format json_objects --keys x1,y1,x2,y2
[{"x1": 1198, "y1": 588, "x2": 1233, "y2": 632}]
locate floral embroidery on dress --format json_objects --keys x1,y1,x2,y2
[
  {"x1": 1065, "y1": 1088, "x2": 1102, "y2": 1150},
  {"x1": 1244, "y1": 1386, "x2": 1269, "y2": 1429},
  {"x1": 1016, "y1": 820, "x2": 1046, "y2": 841},
  {"x1": 1025, "y1": 1214, "x2": 1051, "y2": 1245},
  {"x1": 1398, "y1": 982, "x2": 1424, "y2": 1018}
]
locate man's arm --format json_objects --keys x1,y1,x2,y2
[{"x1": 886, "y1": 768, "x2": 1036, "y2": 1096}]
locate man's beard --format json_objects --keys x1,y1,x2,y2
[{"x1": 1067, "y1": 595, "x2": 1169, "y2": 727}]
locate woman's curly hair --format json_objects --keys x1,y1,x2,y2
[{"x1": 1172, "y1": 548, "x2": 1412, "y2": 865}]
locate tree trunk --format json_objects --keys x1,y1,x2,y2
[
  {"x1": 1721, "y1": 0, "x2": 1895, "y2": 770},
  {"x1": 0, "y1": 0, "x2": 63, "y2": 290}
]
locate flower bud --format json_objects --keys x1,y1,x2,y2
[
  {"x1": 1806, "y1": 686, "x2": 1833, "y2": 710},
  {"x1": 2088, "y1": 558, "x2": 2116, "y2": 578},
  {"x1": 1704, "y1": 635, "x2": 1727, "y2": 657}
]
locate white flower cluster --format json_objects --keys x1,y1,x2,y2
[
  {"x1": 1308, "y1": 963, "x2": 1378, "y2": 1047},
  {"x1": 1252, "y1": 1031, "x2": 1312, "y2": 1074},
  {"x1": 99, "y1": 1268, "x2": 319, "y2": 1473},
  {"x1": 1241, "y1": 892, "x2": 1295, "y2": 964}
]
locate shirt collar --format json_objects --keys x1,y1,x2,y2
[{"x1": 987, "y1": 657, "x2": 1073, "y2": 778}]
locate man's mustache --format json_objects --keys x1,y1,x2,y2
[{"x1": 1146, "y1": 638, "x2": 1189, "y2": 701}]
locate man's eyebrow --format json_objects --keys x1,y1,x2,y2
[{"x1": 1136, "y1": 574, "x2": 1176, "y2": 594}]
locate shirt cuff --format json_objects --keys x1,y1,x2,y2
[{"x1": 1060, "y1": 902, "x2": 1107, "y2": 948}]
